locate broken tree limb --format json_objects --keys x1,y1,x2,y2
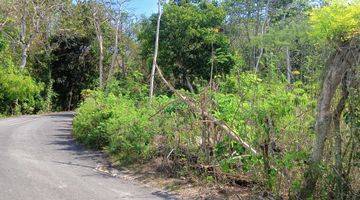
[
  {"x1": 153, "y1": 64, "x2": 291, "y2": 183},
  {"x1": 154, "y1": 63, "x2": 258, "y2": 155}
]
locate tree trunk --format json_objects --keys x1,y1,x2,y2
[
  {"x1": 254, "y1": 0, "x2": 270, "y2": 72},
  {"x1": 44, "y1": 16, "x2": 53, "y2": 111},
  {"x1": 19, "y1": 4, "x2": 28, "y2": 69},
  {"x1": 185, "y1": 75, "x2": 195, "y2": 93},
  {"x1": 299, "y1": 43, "x2": 359, "y2": 199},
  {"x1": 93, "y1": 14, "x2": 104, "y2": 88},
  {"x1": 209, "y1": 42, "x2": 214, "y2": 88},
  {"x1": 108, "y1": 19, "x2": 120, "y2": 81},
  {"x1": 332, "y1": 73, "x2": 349, "y2": 199},
  {"x1": 98, "y1": 34, "x2": 104, "y2": 88},
  {"x1": 286, "y1": 47, "x2": 292, "y2": 83},
  {"x1": 20, "y1": 43, "x2": 29, "y2": 69},
  {"x1": 67, "y1": 86, "x2": 74, "y2": 111},
  {"x1": 149, "y1": 0, "x2": 162, "y2": 98},
  {"x1": 19, "y1": 0, "x2": 40, "y2": 69}
]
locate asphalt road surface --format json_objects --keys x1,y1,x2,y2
[{"x1": 0, "y1": 112, "x2": 174, "y2": 200}]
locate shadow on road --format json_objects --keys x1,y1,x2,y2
[
  {"x1": 45, "y1": 112, "x2": 75, "y2": 118},
  {"x1": 46, "y1": 112, "x2": 178, "y2": 200}
]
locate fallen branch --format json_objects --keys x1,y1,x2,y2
[
  {"x1": 154, "y1": 64, "x2": 258, "y2": 155},
  {"x1": 153, "y1": 64, "x2": 293, "y2": 183}
]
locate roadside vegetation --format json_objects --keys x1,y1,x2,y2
[{"x1": 0, "y1": 0, "x2": 359, "y2": 199}]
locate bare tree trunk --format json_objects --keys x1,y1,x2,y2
[
  {"x1": 118, "y1": 19, "x2": 126, "y2": 76},
  {"x1": 20, "y1": 34, "x2": 37, "y2": 69},
  {"x1": 255, "y1": 48, "x2": 263, "y2": 73},
  {"x1": 105, "y1": 0, "x2": 130, "y2": 80},
  {"x1": 93, "y1": 13, "x2": 104, "y2": 88},
  {"x1": 149, "y1": 0, "x2": 162, "y2": 98},
  {"x1": 67, "y1": 86, "x2": 73, "y2": 111},
  {"x1": 254, "y1": 0, "x2": 270, "y2": 72},
  {"x1": 286, "y1": 47, "x2": 292, "y2": 83},
  {"x1": 332, "y1": 74, "x2": 349, "y2": 199},
  {"x1": 209, "y1": 42, "x2": 214, "y2": 88},
  {"x1": 299, "y1": 43, "x2": 359, "y2": 199},
  {"x1": 20, "y1": 43, "x2": 29, "y2": 69},
  {"x1": 98, "y1": 32, "x2": 104, "y2": 88},
  {"x1": 44, "y1": 15, "x2": 54, "y2": 111},
  {"x1": 19, "y1": 0, "x2": 41, "y2": 69},
  {"x1": 109, "y1": 19, "x2": 120, "y2": 81},
  {"x1": 185, "y1": 75, "x2": 195, "y2": 93},
  {"x1": 19, "y1": 3, "x2": 28, "y2": 69}
]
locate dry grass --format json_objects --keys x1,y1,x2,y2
[{"x1": 113, "y1": 157, "x2": 259, "y2": 199}]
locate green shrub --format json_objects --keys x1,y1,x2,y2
[
  {"x1": 74, "y1": 72, "x2": 316, "y2": 194},
  {"x1": 73, "y1": 91, "x2": 111, "y2": 149},
  {"x1": 0, "y1": 34, "x2": 44, "y2": 115},
  {"x1": 73, "y1": 90, "x2": 159, "y2": 164},
  {"x1": 0, "y1": 66, "x2": 43, "y2": 114},
  {"x1": 106, "y1": 71, "x2": 149, "y2": 101},
  {"x1": 213, "y1": 72, "x2": 315, "y2": 190}
]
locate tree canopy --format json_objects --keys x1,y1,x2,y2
[{"x1": 139, "y1": 2, "x2": 235, "y2": 92}]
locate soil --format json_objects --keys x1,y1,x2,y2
[{"x1": 113, "y1": 157, "x2": 259, "y2": 200}]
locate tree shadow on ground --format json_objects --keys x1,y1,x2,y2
[{"x1": 46, "y1": 112, "x2": 178, "y2": 200}]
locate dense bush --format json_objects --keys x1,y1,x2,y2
[
  {"x1": 0, "y1": 66, "x2": 43, "y2": 114},
  {"x1": 73, "y1": 72, "x2": 317, "y2": 194},
  {"x1": 214, "y1": 73, "x2": 315, "y2": 191},
  {"x1": 0, "y1": 36, "x2": 44, "y2": 115},
  {"x1": 73, "y1": 87, "x2": 163, "y2": 163}
]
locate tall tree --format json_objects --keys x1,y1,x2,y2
[
  {"x1": 17, "y1": 0, "x2": 42, "y2": 69},
  {"x1": 106, "y1": 0, "x2": 131, "y2": 80},
  {"x1": 299, "y1": 2, "x2": 360, "y2": 198},
  {"x1": 140, "y1": 1, "x2": 234, "y2": 92},
  {"x1": 92, "y1": 4, "x2": 106, "y2": 88},
  {"x1": 149, "y1": 0, "x2": 163, "y2": 98}
]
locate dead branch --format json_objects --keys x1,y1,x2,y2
[{"x1": 154, "y1": 63, "x2": 258, "y2": 155}]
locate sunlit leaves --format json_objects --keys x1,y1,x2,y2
[
  {"x1": 309, "y1": 0, "x2": 360, "y2": 42},
  {"x1": 139, "y1": 2, "x2": 234, "y2": 89},
  {"x1": 0, "y1": 66, "x2": 43, "y2": 114}
]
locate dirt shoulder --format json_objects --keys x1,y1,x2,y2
[{"x1": 111, "y1": 158, "x2": 259, "y2": 200}]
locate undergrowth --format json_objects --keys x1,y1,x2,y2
[{"x1": 72, "y1": 72, "x2": 335, "y2": 197}]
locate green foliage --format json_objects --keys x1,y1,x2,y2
[
  {"x1": 73, "y1": 89, "x2": 157, "y2": 163},
  {"x1": 0, "y1": 66, "x2": 43, "y2": 114},
  {"x1": 74, "y1": 79, "x2": 198, "y2": 165},
  {"x1": 213, "y1": 72, "x2": 315, "y2": 189},
  {"x1": 74, "y1": 70, "x2": 316, "y2": 194},
  {"x1": 139, "y1": 1, "x2": 235, "y2": 91},
  {"x1": 0, "y1": 35, "x2": 43, "y2": 115},
  {"x1": 309, "y1": 0, "x2": 360, "y2": 42},
  {"x1": 0, "y1": 34, "x2": 14, "y2": 68},
  {"x1": 106, "y1": 71, "x2": 149, "y2": 101},
  {"x1": 48, "y1": 34, "x2": 99, "y2": 110}
]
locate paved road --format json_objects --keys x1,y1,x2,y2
[{"x1": 0, "y1": 112, "x2": 173, "y2": 200}]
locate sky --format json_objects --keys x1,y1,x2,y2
[{"x1": 126, "y1": 0, "x2": 158, "y2": 17}]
